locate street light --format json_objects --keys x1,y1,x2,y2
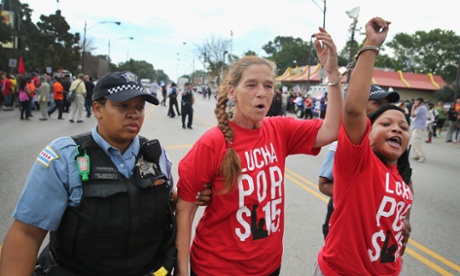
[
  {"x1": 182, "y1": 42, "x2": 196, "y2": 84},
  {"x1": 306, "y1": 35, "x2": 314, "y2": 91},
  {"x1": 108, "y1": 36, "x2": 134, "y2": 71},
  {"x1": 308, "y1": 1, "x2": 326, "y2": 83},
  {"x1": 310, "y1": 0, "x2": 326, "y2": 28},
  {"x1": 81, "y1": 20, "x2": 121, "y2": 73}
]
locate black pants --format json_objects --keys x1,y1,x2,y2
[
  {"x1": 20, "y1": 100, "x2": 30, "y2": 119},
  {"x1": 168, "y1": 97, "x2": 180, "y2": 117},
  {"x1": 181, "y1": 103, "x2": 193, "y2": 128},
  {"x1": 191, "y1": 266, "x2": 280, "y2": 276},
  {"x1": 48, "y1": 100, "x2": 64, "y2": 119},
  {"x1": 322, "y1": 197, "x2": 334, "y2": 239}
]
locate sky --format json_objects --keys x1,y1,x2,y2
[{"x1": 23, "y1": 0, "x2": 459, "y2": 81}]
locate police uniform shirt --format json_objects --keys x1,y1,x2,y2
[
  {"x1": 318, "y1": 141, "x2": 337, "y2": 182},
  {"x1": 12, "y1": 126, "x2": 173, "y2": 231}
]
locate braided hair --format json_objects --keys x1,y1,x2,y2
[{"x1": 214, "y1": 56, "x2": 277, "y2": 193}]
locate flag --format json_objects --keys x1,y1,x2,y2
[{"x1": 17, "y1": 54, "x2": 26, "y2": 75}]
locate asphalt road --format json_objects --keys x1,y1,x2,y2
[{"x1": 1, "y1": 94, "x2": 459, "y2": 275}]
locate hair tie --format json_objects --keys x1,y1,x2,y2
[{"x1": 226, "y1": 141, "x2": 233, "y2": 148}]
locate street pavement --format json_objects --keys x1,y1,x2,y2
[{"x1": 1, "y1": 95, "x2": 459, "y2": 275}]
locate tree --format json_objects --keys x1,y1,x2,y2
[
  {"x1": 155, "y1": 69, "x2": 170, "y2": 84},
  {"x1": 262, "y1": 36, "x2": 317, "y2": 75},
  {"x1": 434, "y1": 86, "x2": 455, "y2": 103},
  {"x1": 243, "y1": 50, "x2": 257, "y2": 56},
  {"x1": 117, "y1": 59, "x2": 157, "y2": 81},
  {"x1": 35, "y1": 10, "x2": 80, "y2": 74},
  {"x1": 196, "y1": 35, "x2": 231, "y2": 84},
  {"x1": 386, "y1": 29, "x2": 460, "y2": 83}
]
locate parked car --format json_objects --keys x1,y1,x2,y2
[
  {"x1": 52, "y1": 70, "x2": 72, "y2": 80},
  {"x1": 294, "y1": 96, "x2": 306, "y2": 118},
  {"x1": 193, "y1": 86, "x2": 203, "y2": 94},
  {"x1": 140, "y1": 79, "x2": 151, "y2": 90}
]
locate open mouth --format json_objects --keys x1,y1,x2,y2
[
  {"x1": 387, "y1": 136, "x2": 401, "y2": 147},
  {"x1": 255, "y1": 104, "x2": 265, "y2": 110}
]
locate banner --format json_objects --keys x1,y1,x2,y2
[{"x1": 1, "y1": 11, "x2": 15, "y2": 49}]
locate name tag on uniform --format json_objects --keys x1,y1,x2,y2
[{"x1": 91, "y1": 166, "x2": 119, "y2": 180}]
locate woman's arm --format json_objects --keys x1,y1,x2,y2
[
  {"x1": 175, "y1": 197, "x2": 199, "y2": 276},
  {"x1": 0, "y1": 220, "x2": 48, "y2": 274},
  {"x1": 344, "y1": 17, "x2": 390, "y2": 144},
  {"x1": 312, "y1": 28, "x2": 344, "y2": 148}
]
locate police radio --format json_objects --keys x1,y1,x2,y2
[{"x1": 138, "y1": 139, "x2": 168, "y2": 188}]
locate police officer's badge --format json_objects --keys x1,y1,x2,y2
[{"x1": 122, "y1": 72, "x2": 138, "y2": 83}]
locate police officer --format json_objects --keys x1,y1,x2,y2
[
  {"x1": 0, "y1": 71, "x2": 210, "y2": 275},
  {"x1": 180, "y1": 82, "x2": 194, "y2": 129}
]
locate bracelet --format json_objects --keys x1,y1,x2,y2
[
  {"x1": 354, "y1": 45, "x2": 380, "y2": 61},
  {"x1": 327, "y1": 67, "x2": 348, "y2": 86},
  {"x1": 327, "y1": 74, "x2": 343, "y2": 86}
]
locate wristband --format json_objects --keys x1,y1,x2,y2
[{"x1": 354, "y1": 45, "x2": 380, "y2": 61}]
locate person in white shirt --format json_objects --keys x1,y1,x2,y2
[
  {"x1": 425, "y1": 102, "x2": 438, "y2": 143},
  {"x1": 150, "y1": 80, "x2": 160, "y2": 97}
]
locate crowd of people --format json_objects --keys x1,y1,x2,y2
[
  {"x1": 1, "y1": 15, "x2": 460, "y2": 276},
  {"x1": 0, "y1": 71, "x2": 96, "y2": 122}
]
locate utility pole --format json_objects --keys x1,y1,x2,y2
[
  {"x1": 455, "y1": 49, "x2": 460, "y2": 102},
  {"x1": 345, "y1": 7, "x2": 360, "y2": 83}
]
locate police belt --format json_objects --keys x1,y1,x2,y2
[{"x1": 34, "y1": 246, "x2": 176, "y2": 276}]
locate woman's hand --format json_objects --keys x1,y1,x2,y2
[
  {"x1": 400, "y1": 217, "x2": 412, "y2": 256},
  {"x1": 364, "y1": 17, "x2": 391, "y2": 48},
  {"x1": 195, "y1": 183, "x2": 212, "y2": 206},
  {"x1": 312, "y1": 27, "x2": 339, "y2": 77}
]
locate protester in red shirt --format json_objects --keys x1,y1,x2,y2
[
  {"x1": 176, "y1": 25, "x2": 344, "y2": 276},
  {"x1": 2, "y1": 72, "x2": 14, "y2": 110},
  {"x1": 316, "y1": 17, "x2": 413, "y2": 276},
  {"x1": 304, "y1": 94, "x2": 313, "y2": 119}
]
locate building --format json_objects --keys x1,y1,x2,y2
[{"x1": 276, "y1": 64, "x2": 447, "y2": 103}]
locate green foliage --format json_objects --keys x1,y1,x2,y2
[
  {"x1": 116, "y1": 59, "x2": 156, "y2": 81},
  {"x1": 155, "y1": 69, "x2": 170, "y2": 83},
  {"x1": 243, "y1": 50, "x2": 257, "y2": 56},
  {"x1": 434, "y1": 86, "x2": 456, "y2": 103},
  {"x1": 262, "y1": 36, "x2": 317, "y2": 74},
  {"x1": 386, "y1": 29, "x2": 460, "y2": 83},
  {"x1": 35, "y1": 10, "x2": 80, "y2": 74}
]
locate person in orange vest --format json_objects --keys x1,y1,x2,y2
[
  {"x1": 26, "y1": 77, "x2": 36, "y2": 117},
  {"x1": 455, "y1": 98, "x2": 460, "y2": 113},
  {"x1": 48, "y1": 77, "x2": 65, "y2": 119}
]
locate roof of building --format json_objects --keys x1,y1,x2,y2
[{"x1": 276, "y1": 64, "x2": 447, "y2": 91}]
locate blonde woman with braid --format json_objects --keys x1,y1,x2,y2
[{"x1": 175, "y1": 27, "x2": 343, "y2": 276}]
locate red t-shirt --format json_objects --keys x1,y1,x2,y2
[
  {"x1": 2, "y1": 78, "x2": 13, "y2": 96},
  {"x1": 318, "y1": 120, "x2": 413, "y2": 276},
  {"x1": 178, "y1": 117, "x2": 322, "y2": 275},
  {"x1": 305, "y1": 98, "x2": 312, "y2": 108}
]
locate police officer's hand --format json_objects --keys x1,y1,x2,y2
[
  {"x1": 195, "y1": 183, "x2": 212, "y2": 206},
  {"x1": 400, "y1": 217, "x2": 411, "y2": 256},
  {"x1": 170, "y1": 190, "x2": 178, "y2": 211}
]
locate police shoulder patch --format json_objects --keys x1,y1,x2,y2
[{"x1": 37, "y1": 146, "x2": 59, "y2": 168}]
